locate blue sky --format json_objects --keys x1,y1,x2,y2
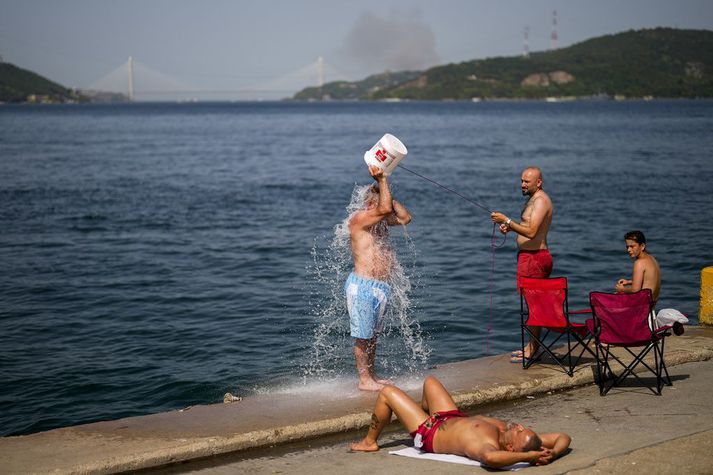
[{"x1": 2, "y1": 0, "x2": 712, "y2": 100}]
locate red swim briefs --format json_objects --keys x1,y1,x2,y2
[
  {"x1": 410, "y1": 410, "x2": 468, "y2": 453},
  {"x1": 517, "y1": 249, "x2": 553, "y2": 292}
]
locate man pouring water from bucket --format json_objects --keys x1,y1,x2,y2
[{"x1": 345, "y1": 134, "x2": 412, "y2": 391}]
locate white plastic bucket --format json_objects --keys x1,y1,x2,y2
[{"x1": 363, "y1": 133, "x2": 408, "y2": 176}]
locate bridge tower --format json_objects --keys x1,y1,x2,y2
[
  {"x1": 127, "y1": 56, "x2": 135, "y2": 101},
  {"x1": 317, "y1": 56, "x2": 325, "y2": 88}
]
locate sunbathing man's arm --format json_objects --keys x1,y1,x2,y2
[
  {"x1": 467, "y1": 443, "x2": 545, "y2": 468},
  {"x1": 537, "y1": 432, "x2": 571, "y2": 464}
]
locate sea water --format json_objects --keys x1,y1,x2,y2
[{"x1": 1, "y1": 100, "x2": 712, "y2": 436}]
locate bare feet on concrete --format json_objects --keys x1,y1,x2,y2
[{"x1": 349, "y1": 438, "x2": 379, "y2": 452}]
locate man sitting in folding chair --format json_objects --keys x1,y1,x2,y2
[
  {"x1": 613, "y1": 230, "x2": 684, "y2": 336},
  {"x1": 517, "y1": 276, "x2": 596, "y2": 376},
  {"x1": 587, "y1": 289, "x2": 673, "y2": 396},
  {"x1": 615, "y1": 229, "x2": 660, "y2": 304}
]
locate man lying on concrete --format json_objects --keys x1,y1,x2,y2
[{"x1": 350, "y1": 376, "x2": 571, "y2": 468}]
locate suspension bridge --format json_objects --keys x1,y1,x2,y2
[{"x1": 86, "y1": 56, "x2": 350, "y2": 101}]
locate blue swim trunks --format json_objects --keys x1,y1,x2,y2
[{"x1": 344, "y1": 272, "x2": 391, "y2": 339}]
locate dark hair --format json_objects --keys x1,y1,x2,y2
[
  {"x1": 522, "y1": 433, "x2": 542, "y2": 452},
  {"x1": 624, "y1": 230, "x2": 646, "y2": 245}
]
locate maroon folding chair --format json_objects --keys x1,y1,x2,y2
[
  {"x1": 519, "y1": 277, "x2": 595, "y2": 376},
  {"x1": 587, "y1": 289, "x2": 672, "y2": 396}
]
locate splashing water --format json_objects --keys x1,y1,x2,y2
[{"x1": 303, "y1": 184, "x2": 431, "y2": 383}]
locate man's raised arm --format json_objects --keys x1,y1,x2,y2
[
  {"x1": 349, "y1": 165, "x2": 393, "y2": 230},
  {"x1": 387, "y1": 200, "x2": 411, "y2": 226}
]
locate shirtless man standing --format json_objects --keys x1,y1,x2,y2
[
  {"x1": 346, "y1": 164, "x2": 412, "y2": 391},
  {"x1": 491, "y1": 167, "x2": 553, "y2": 361},
  {"x1": 350, "y1": 375, "x2": 571, "y2": 468},
  {"x1": 615, "y1": 230, "x2": 661, "y2": 303}
]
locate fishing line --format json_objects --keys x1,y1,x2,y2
[
  {"x1": 397, "y1": 163, "x2": 507, "y2": 355},
  {"x1": 398, "y1": 164, "x2": 493, "y2": 214}
]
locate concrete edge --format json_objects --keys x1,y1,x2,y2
[{"x1": 102, "y1": 347, "x2": 713, "y2": 473}]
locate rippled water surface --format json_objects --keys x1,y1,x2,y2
[{"x1": 1, "y1": 101, "x2": 711, "y2": 436}]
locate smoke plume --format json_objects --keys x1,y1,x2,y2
[{"x1": 340, "y1": 10, "x2": 441, "y2": 75}]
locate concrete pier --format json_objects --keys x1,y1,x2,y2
[{"x1": 2, "y1": 326, "x2": 713, "y2": 474}]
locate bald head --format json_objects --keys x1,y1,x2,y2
[
  {"x1": 504, "y1": 423, "x2": 542, "y2": 452},
  {"x1": 521, "y1": 167, "x2": 543, "y2": 197},
  {"x1": 524, "y1": 166, "x2": 542, "y2": 180}
]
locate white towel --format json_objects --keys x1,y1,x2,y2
[{"x1": 389, "y1": 447, "x2": 529, "y2": 471}]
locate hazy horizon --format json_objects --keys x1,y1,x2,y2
[{"x1": 2, "y1": 0, "x2": 712, "y2": 100}]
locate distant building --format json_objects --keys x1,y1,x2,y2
[{"x1": 78, "y1": 89, "x2": 130, "y2": 103}]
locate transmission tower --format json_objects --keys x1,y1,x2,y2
[
  {"x1": 522, "y1": 26, "x2": 530, "y2": 58},
  {"x1": 550, "y1": 10, "x2": 558, "y2": 50}
]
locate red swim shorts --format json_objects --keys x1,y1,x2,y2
[
  {"x1": 517, "y1": 249, "x2": 553, "y2": 292},
  {"x1": 410, "y1": 410, "x2": 468, "y2": 453}
]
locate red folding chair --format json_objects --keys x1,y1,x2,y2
[
  {"x1": 519, "y1": 277, "x2": 595, "y2": 376},
  {"x1": 586, "y1": 289, "x2": 673, "y2": 396}
]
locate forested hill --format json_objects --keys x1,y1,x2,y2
[
  {"x1": 0, "y1": 62, "x2": 81, "y2": 103},
  {"x1": 294, "y1": 28, "x2": 713, "y2": 100}
]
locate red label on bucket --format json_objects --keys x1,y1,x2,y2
[{"x1": 375, "y1": 148, "x2": 388, "y2": 162}]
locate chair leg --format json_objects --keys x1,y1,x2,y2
[
  {"x1": 566, "y1": 333, "x2": 574, "y2": 376},
  {"x1": 601, "y1": 343, "x2": 667, "y2": 396},
  {"x1": 576, "y1": 334, "x2": 596, "y2": 361},
  {"x1": 595, "y1": 342, "x2": 605, "y2": 396},
  {"x1": 603, "y1": 346, "x2": 615, "y2": 381},
  {"x1": 520, "y1": 326, "x2": 589, "y2": 377},
  {"x1": 614, "y1": 345, "x2": 661, "y2": 396},
  {"x1": 523, "y1": 328, "x2": 567, "y2": 373},
  {"x1": 653, "y1": 340, "x2": 662, "y2": 395},
  {"x1": 599, "y1": 346, "x2": 620, "y2": 396},
  {"x1": 653, "y1": 339, "x2": 672, "y2": 391},
  {"x1": 521, "y1": 324, "x2": 526, "y2": 370},
  {"x1": 659, "y1": 338, "x2": 672, "y2": 386},
  {"x1": 567, "y1": 332, "x2": 596, "y2": 376}
]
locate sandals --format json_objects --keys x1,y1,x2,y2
[{"x1": 510, "y1": 350, "x2": 530, "y2": 363}]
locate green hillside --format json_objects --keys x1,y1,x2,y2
[
  {"x1": 0, "y1": 62, "x2": 83, "y2": 103},
  {"x1": 294, "y1": 28, "x2": 713, "y2": 100},
  {"x1": 293, "y1": 70, "x2": 421, "y2": 100}
]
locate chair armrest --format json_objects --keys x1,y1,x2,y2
[
  {"x1": 567, "y1": 309, "x2": 592, "y2": 324},
  {"x1": 653, "y1": 325, "x2": 672, "y2": 338}
]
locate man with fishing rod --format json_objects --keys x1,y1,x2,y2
[{"x1": 490, "y1": 167, "x2": 553, "y2": 363}]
